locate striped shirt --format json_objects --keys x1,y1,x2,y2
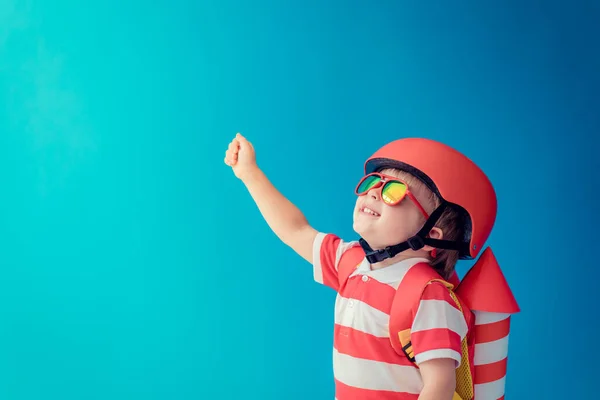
[{"x1": 312, "y1": 232, "x2": 468, "y2": 400}]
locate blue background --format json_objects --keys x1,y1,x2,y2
[{"x1": 1, "y1": 0, "x2": 598, "y2": 398}]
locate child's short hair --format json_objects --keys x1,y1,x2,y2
[{"x1": 380, "y1": 168, "x2": 467, "y2": 279}]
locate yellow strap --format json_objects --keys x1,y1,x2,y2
[{"x1": 453, "y1": 392, "x2": 464, "y2": 400}]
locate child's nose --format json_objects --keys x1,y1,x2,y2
[{"x1": 368, "y1": 187, "x2": 380, "y2": 201}]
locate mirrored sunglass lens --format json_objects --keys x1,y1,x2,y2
[
  {"x1": 357, "y1": 175, "x2": 381, "y2": 193},
  {"x1": 382, "y1": 181, "x2": 407, "y2": 204}
]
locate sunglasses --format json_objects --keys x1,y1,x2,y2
[{"x1": 355, "y1": 173, "x2": 429, "y2": 219}]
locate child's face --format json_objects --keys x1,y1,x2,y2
[{"x1": 352, "y1": 171, "x2": 432, "y2": 251}]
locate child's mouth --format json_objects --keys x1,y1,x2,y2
[{"x1": 360, "y1": 207, "x2": 380, "y2": 217}]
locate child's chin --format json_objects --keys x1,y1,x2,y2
[
  {"x1": 352, "y1": 224, "x2": 362, "y2": 236},
  {"x1": 352, "y1": 219, "x2": 368, "y2": 235}
]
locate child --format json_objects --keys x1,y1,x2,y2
[{"x1": 224, "y1": 133, "x2": 499, "y2": 400}]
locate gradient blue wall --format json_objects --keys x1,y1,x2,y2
[{"x1": 1, "y1": 0, "x2": 598, "y2": 399}]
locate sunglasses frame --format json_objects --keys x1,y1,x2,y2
[{"x1": 355, "y1": 173, "x2": 430, "y2": 219}]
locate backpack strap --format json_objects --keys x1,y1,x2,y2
[
  {"x1": 336, "y1": 244, "x2": 365, "y2": 289},
  {"x1": 388, "y1": 262, "x2": 443, "y2": 362}
]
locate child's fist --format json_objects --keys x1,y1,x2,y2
[{"x1": 224, "y1": 133, "x2": 257, "y2": 180}]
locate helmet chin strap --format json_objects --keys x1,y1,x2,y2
[{"x1": 359, "y1": 202, "x2": 468, "y2": 264}]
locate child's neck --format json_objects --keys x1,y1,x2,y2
[{"x1": 370, "y1": 252, "x2": 430, "y2": 270}]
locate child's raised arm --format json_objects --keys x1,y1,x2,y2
[{"x1": 224, "y1": 133, "x2": 318, "y2": 263}]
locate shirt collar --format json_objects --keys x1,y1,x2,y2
[{"x1": 352, "y1": 256, "x2": 431, "y2": 284}]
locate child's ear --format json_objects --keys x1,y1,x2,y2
[{"x1": 423, "y1": 227, "x2": 443, "y2": 251}]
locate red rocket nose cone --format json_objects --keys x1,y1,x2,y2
[{"x1": 456, "y1": 247, "x2": 520, "y2": 314}]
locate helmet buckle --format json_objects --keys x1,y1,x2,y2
[{"x1": 407, "y1": 235, "x2": 425, "y2": 251}]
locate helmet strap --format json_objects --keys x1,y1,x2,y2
[{"x1": 359, "y1": 202, "x2": 469, "y2": 264}]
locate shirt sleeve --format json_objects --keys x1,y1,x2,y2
[
  {"x1": 312, "y1": 232, "x2": 357, "y2": 291},
  {"x1": 410, "y1": 281, "x2": 468, "y2": 367}
]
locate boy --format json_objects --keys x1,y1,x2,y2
[{"x1": 224, "y1": 133, "x2": 497, "y2": 400}]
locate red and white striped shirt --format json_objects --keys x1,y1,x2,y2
[{"x1": 312, "y1": 232, "x2": 468, "y2": 400}]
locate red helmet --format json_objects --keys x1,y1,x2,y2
[{"x1": 364, "y1": 138, "x2": 497, "y2": 259}]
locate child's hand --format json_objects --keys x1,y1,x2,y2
[{"x1": 224, "y1": 133, "x2": 258, "y2": 181}]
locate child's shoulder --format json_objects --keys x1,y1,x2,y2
[
  {"x1": 318, "y1": 232, "x2": 361, "y2": 251},
  {"x1": 421, "y1": 279, "x2": 455, "y2": 300}
]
